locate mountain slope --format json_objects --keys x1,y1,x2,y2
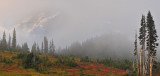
[{"x1": 0, "y1": 51, "x2": 127, "y2": 76}]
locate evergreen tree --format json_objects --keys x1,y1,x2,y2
[
  {"x1": 49, "y1": 40, "x2": 55, "y2": 54},
  {"x1": 37, "y1": 44, "x2": 40, "y2": 53},
  {"x1": 41, "y1": 42, "x2": 44, "y2": 54},
  {"x1": 134, "y1": 33, "x2": 138, "y2": 56},
  {"x1": 139, "y1": 15, "x2": 146, "y2": 75},
  {"x1": 44, "y1": 36, "x2": 48, "y2": 54},
  {"x1": 16, "y1": 44, "x2": 22, "y2": 52},
  {"x1": 8, "y1": 34, "x2": 11, "y2": 50},
  {"x1": 31, "y1": 42, "x2": 37, "y2": 53},
  {"x1": 134, "y1": 33, "x2": 139, "y2": 75},
  {"x1": 2, "y1": 31, "x2": 7, "y2": 50},
  {"x1": 22, "y1": 42, "x2": 29, "y2": 52},
  {"x1": 146, "y1": 11, "x2": 158, "y2": 75},
  {"x1": 12, "y1": 28, "x2": 16, "y2": 51}
]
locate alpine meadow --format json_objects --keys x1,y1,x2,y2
[{"x1": 0, "y1": 0, "x2": 160, "y2": 76}]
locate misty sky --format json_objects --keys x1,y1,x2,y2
[{"x1": 0, "y1": 0, "x2": 160, "y2": 49}]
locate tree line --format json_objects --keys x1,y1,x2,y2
[
  {"x1": 0, "y1": 28, "x2": 55, "y2": 55},
  {"x1": 31, "y1": 36, "x2": 55, "y2": 55},
  {"x1": 134, "y1": 11, "x2": 158, "y2": 76}
]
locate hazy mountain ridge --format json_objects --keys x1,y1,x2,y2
[{"x1": 59, "y1": 34, "x2": 134, "y2": 59}]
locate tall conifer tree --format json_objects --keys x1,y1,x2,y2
[
  {"x1": 134, "y1": 32, "x2": 139, "y2": 75},
  {"x1": 37, "y1": 44, "x2": 40, "y2": 53},
  {"x1": 49, "y1": 39, "x2": 55, "y2": 54},
  {"x1": 146, "y1": 11, "x2": 158, "y2": 76},
  {"x1": 8, "y1": 34, "x2": 11, "y2": 50},
  {"x1": 31, "y1": 42, "x2": 37, "y2": 53},
  {"x1": 44, "y1": 36, "x2": 48, "y2": 54},
  {"x1": 22, "y1": 42, "x2": 29, "y2": 52},
  {"x1": 41, "y1": 42, "x2": 44, "y2": 54},
  {"x1": 12, "y1": 28, "x2": 16, "y2": 51},
  {"x1": 139, "y1": 15, "x2": 146, "y2": 75},
  {"x1": 2, "y1": 31, "x2": 7, "y2": 50}
]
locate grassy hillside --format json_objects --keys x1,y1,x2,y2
[{"x1": 0, "y1": 51, "x2": 128, "y2": 76}]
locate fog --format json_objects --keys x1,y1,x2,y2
[
  {"x1": 58, "y1": 34, "x2": 134, "y2": 59},
  {"x1": 0, "y1": 0, "x2": 160, "y2": 58}
]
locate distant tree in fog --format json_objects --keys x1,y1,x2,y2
[
  {"x1": 12, "y1": 28, "x2": 16, "y2": 51},
  {"x1": 2, "y1": 31, "x2": 7, "y2": 50},
  {"x1": 44, "y1": 36, "x2": 48, "y2": 54},
  {"x1": 37, "y1": 44, "x2": 40, "y2": 53},
  {"x1": 41, "y1": 42, "x2": 44, "y2": 54},
  {"x1": 49, "y1": 40, "x2": 55, "y2": 54},
  {"x1": 31, "y1": 42, "x2": 37, "y2": 53},
  {"x1": 134, "y1": 32, "x2": 139, "y2": 75},
  {"x1": 16, "y1": 44, "x2": 22, "y2": 51},
  {"x1": 22, "y1": 42, "x2": 29, "y2": 52},
  {"x1": 8, "y1": 34, "x2": 11, "y2": 50}
]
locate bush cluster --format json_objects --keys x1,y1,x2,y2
[
  {"x1": 0, "y1": 55, "x2": 13, "y2": 64},
  {"x1": 80, "y1": 56, "x2": 91, "y2": 62},
  {"x1": 56, "y1": 57, "x2": 78, "y2": 67}
]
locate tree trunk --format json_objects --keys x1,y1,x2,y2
[
  {"x1": 137, "y1": 48, "x2": 139, "y2": 76},
  {"x1": 143, "y1": 26, "x2": 146, "y2": 75},
  {"x1": 148, "y1": 50, "x2": 150, "y2": 74},
  {"x1": 142, "y1": 40, "x2": 145, "y2": 75},
  {"x1": 150, "y1": 56, "x2": 152, "y2": 76},
  {"x1": 133, "y1": 61, "x2": 135, "y2": 71},
  {"x1": 148, "y1": 28, "x2": 151, "y2": 74},
  {"x1": 140, "y1": 48, "x2": 142, "y2": 75}
]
